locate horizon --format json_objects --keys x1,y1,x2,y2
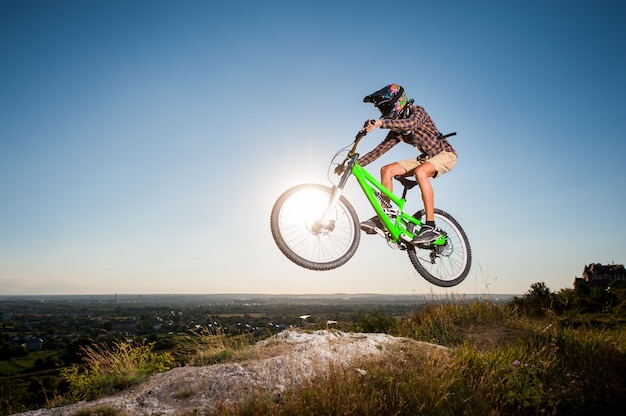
[{"x1": 0, "y1": 292, "x2": 520, "y2": 297}]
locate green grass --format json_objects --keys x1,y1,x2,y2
[{"x1": 60, "y1": 340, "x2": 173, "y2": 401}]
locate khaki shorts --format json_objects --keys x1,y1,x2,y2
[{"x1": 397, "y1": 151, "x2": 457, "y2": 178}]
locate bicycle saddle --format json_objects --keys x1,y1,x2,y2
[{"x1": 394, "y1": 175, "x2": 418, "y2": 190}]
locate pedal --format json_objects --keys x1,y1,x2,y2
[{"x1": 360, "y1": 224, "x2": 388, "y2": 238}]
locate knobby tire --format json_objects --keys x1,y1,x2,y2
[{"x1": 407, "y1": 208, "x2": 472, "y2": 287}]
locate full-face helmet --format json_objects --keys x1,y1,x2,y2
[{"x1": 363, "y1": 84, "x2": 411, "y2": 119}]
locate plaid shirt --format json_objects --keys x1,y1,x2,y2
[{"x1": 358, "y1": 105, "x2": 456, "y2": 167}]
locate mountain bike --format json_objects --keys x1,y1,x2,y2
[{"x1": 270, "y1": 126, "x2": 472, "y2": 287}]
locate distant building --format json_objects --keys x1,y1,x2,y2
[
  {"x1": 113, "y1": 318, "x2": 138, "y2": 333},
  {"x1": 26, "y1": 338, "x2": 43, "y2": 351},
  {"x1": 574, "y1": 263, "x2": 626, "y2": 287},
  {"x1": 0, "y1": 311, "x2": 12, "y2": 321}
]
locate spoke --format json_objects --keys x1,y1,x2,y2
[{"x1": 409, "y1": 210, "x2": 471, "y2": 286}]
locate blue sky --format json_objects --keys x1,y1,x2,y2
[{"x1": 1, "y1": 0, "x2": 625, "y2": 296}]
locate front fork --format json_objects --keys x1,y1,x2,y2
[
  {"x1": 317, "y1": 154, "x2": 355, "y2": 229},
  {"x1": 318, "y1": 186, "x2": 342, "y2": 230}
]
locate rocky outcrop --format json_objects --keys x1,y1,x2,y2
[{"x1": 15, "y1": 330, "x2": 444, "y2": 416}]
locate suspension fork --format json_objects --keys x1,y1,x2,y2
[{"x1": 320, "y1": 153, "x2": 357, "y2": 221}]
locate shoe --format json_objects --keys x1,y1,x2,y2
[
  {"x1": 412, "y1": 224, "x2": 441, "y2": 244},
  {"x1": 360, "y1": 216, "x2": 383, "y2": 235}
]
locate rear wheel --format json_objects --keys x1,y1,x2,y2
[
  {"x1": 270, "y1": 184, "x2": 360, "y2": 270},
  {"x1": 407, "y1": 209, "x2": 471, "y2": 287}
]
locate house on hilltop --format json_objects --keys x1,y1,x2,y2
[{"x1": 574, "y1": 263, "x2": 626, "y2": 288}]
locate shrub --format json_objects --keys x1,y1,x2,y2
[
  {"x1": 510, "y1": 281, "x2": 555, "y2": 317},
  {"x1": 61, "y1": 340, "x2": 172, "y2": 401},
  {"x1": 349, "y1": 309, "x2": 399, "y2": 334}
]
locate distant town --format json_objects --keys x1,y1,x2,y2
[{"x1": 0, "y1": 293, "x2": 510, "y2": 354}]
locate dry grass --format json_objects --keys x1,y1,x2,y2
[
  {"x1": 181, "y1": 326, "x2": 258, "y2": 366},
  {"x1": 206, "y1": 301, "x2": 626, "y2": 416}
]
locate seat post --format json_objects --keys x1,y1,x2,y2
[{"x1": 394, "y1": 175, "x2": 418, "y2": 201}]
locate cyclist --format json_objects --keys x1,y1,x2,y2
[{"x1": 358, "y1": 84, "x2": 457, "y2": 244}]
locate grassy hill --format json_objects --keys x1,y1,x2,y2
[{"x1": 6, "y1": 281, "x2": 626, "y2": 415}]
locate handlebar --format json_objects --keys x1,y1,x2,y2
[
  {"x1": 355, "y1": 120, "x2": 376, "y2": 138},
  {"x1": 334, "y1": 121, "x2": 376, "y2": 175},
  {"x1": 352, "y1": 119, "x2": 376, "y2": 149}
]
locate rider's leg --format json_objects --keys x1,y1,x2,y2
[
  {"x1": 414, "y1": 161, "x2": 437, "y2": 222},
  {"x1": 411, "y1": 152, "x2": 457, "y2": 243},
  {"x1": 380, "y1": 162, "x2": 407, "y2": 195},
  {"x1": 360, "y1": 162, "x2": 407, "y2": 234},
  {"x1": 412, "y1": 161, "x2": 440, "y2": 243}
]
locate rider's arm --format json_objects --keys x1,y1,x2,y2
[
  {"x1": 357, "y1": 133, "x2": 401, "y2": 167},
  {"x1": 380, "y1": 106, "x2": 427, "y2": 131}
]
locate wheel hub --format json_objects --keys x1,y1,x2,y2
[{"x1": 308, "y1": 219, "x2": 335, "y2": 235}]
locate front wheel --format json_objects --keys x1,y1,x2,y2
[
  {"x1": 270, "y1": 184, "x2": 360, "y2": 271},
  {"x1": 407, "y1": 209, "x2": 472, "y2": 287}
]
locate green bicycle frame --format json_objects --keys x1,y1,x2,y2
[
  {"x1": 351, "y1": 161, "x2": 447, "y2": 246},
  {"x1": 351, "y1": 161, "x2": 419, "y2": 242},
  {"x1": 328, "y1": 129, "x2": 447, "y2": 246}
]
